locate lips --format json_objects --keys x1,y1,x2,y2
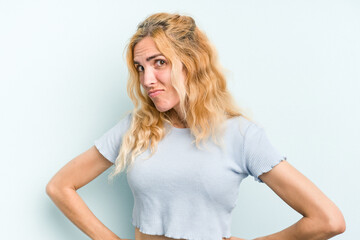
[{"x1": 148, "y1": 89, "x2": 164, "y2": 98}]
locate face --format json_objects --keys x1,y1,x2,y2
[{"x1": 133, "y1": 36, "x2": 185, "y2": 113}]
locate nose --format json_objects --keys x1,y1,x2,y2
[{"x1": 142, "y1": 67, "x2": 157, "y2": 88}]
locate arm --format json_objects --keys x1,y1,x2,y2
[
  {"x1": 253, "y1": 161, "x2": 346, "y2": 240},
  {"x1": 46, "y1": 145, "x2": 129, "y2": 240}
]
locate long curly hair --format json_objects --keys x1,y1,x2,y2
[{"x1": 108, "y1": 12, "x2": 252, "y2": 181}]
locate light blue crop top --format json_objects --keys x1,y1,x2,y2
[{"x1": 94, "y1": 112, "x2": 287, "y2": 240}]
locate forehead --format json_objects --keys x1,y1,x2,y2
[{"x1": 133, "y1": 37, "x2": 161, "y2": 59}]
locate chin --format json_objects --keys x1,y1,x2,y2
[
  {"x1": 155, "y1": 106, "x2": 171, "y2": 112},
  {"x1": 155, "y1": 104, "x2": 177, "y2": 113}
]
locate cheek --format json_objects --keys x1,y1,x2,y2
[{"x1": 155, "y1": 70, "x2": 172, "y2": 85}]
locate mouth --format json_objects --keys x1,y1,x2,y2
[{"x1": 148, "y1": 90, "x2": 164, "y2": 98}]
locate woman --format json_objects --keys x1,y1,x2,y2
[{"x1": 46, "y1": 12, "x2": 346, "y2": 240}]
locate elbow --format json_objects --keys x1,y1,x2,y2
[
  {"x1": 46, "y1": 182, "x2": 57, "y2": 197},
  {"x1": 322, "y1": 210, "x2": 346, "y2": 237},
  {"x1": 46, "y1": 180, "x2": 76, "y2": 199},
  {"x1": 45, "y1": 179, "x2": 64, "y2": 197},
  {"x1": 327, "y1": 216, "x2": 346, "y2": 236}
]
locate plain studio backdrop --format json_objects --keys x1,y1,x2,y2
[{"x1": 0, "y1": 0, "x2": 358, "y2": 239}]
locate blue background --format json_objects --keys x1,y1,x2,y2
[{"x1": 0, "y1": 0, "x2": 358, "y2": 239}]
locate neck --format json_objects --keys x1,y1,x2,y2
[{"x1": 168, "y1": 108, "x2": 188, "y2": 128}]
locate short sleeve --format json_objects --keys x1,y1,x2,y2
[
  {"x1": 94, "y1": 112, "x2": 132, "y2": 164},
  {"x1": 242, "y1": 122, "x2": 287, "y2": 183}
]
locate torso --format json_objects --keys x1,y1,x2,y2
[{"x1": 133, "y1": 117, "x2": 236, "y2": 240}]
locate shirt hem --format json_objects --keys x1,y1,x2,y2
[{"x1": 132, "y1": 220, "x2": 231, "y2": 240}]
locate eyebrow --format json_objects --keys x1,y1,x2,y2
[{"x1": 133, "y1": 54, "x2": 164, "y2": 65}]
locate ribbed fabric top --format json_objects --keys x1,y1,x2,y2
[{"x1": 94, "y1": 113, "x2": 287, "y2": 240}]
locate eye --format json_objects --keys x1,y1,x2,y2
[
  {"x1": 155, "y1": 59, "x2": 166, "y2": 67},
  {"x1": 135, "y1": 65, "x2": 144, "y2": 72}
]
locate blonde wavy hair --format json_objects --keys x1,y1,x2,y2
[{"x1": 108, "y1": 12, "x2": 252, "y2": 181}]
